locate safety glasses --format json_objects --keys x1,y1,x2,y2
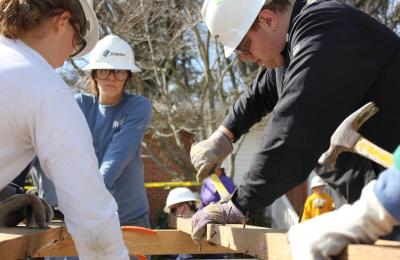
[
  {"x1": 69, "y1": 17, "x2": 87, "y2": 58},
  {"x1": 235, "y1": 35, "x2": 251, "y2": 55},
  {"x1": 95, "y1": 69, "x2": 130, "y2": 81}
]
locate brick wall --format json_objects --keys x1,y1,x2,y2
[
  {"x1": 143, "y1": 156, "x2": 172, "y2": 227},
  {"x1": 142, "y1": 131, "x2": 195, "y2": 227}
]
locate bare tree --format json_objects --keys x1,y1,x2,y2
[{"x1": 60, "y1": 0, "x2": 399, "y2": 181}]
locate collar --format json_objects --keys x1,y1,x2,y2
[{"x1": 282, "y1": 0, "x2": 308, "y2": 63}]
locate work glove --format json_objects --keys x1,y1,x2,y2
[
  {"x1": 191, "y1": 200, "x2": 245, "y2": 243},
  {"x1": 288, "y1": 180, "x2": 398, "y2": 260},
  {"x1": 0, "y1": 194, "x2": 54, "y2": 228},
  {"x1": 190, "y1": 129, "x2": 233, "y2": 182}
]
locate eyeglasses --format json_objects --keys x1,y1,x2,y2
[
  {"x1": 95, "y1": 69, "x2": 130, "y2": 81},
  {"x1": 235, "y1": 35, "x2": 251, "y2": 55},
  {"x1": 69, "y1": 17, "x2": 87, "y2": 57}
]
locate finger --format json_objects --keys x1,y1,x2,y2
[
  {"x1": 196, "y1": 163, "x2": 213, "y2": 182},
  {"x1": 191, "y1": 225, "x2": 206, "y2": 244},
  {"x1": 39, "y1": 198, "x2": 54, "y2": 223},
  {"x1": 0, "y1": 194, "x2": 31, "y2": 212},
  {"x1": 28, "y1": 195, "x2": 48, "y2": 228}
]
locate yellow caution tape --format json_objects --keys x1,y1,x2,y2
[
  {"x1": 24, "y1": 181, "x2": 201, "y2": 191},
  {"x1": 144, "y1": 181, "x2": 201, "y2": 188}
]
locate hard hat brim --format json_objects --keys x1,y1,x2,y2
[
  {"x1": 73, "y1": 0, "x2": 100, "y2": 58},
  {"x1": 163, "y1": 198, "x2": 199, "y2": 214},
  {"x1": 83, "y1": 62, "x2": 142, "y2": 73},
  {"x1": 224, "y1": 46, "x2": 235, "y2": 58}
]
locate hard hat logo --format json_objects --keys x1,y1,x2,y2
[{"x1": 102, "y1": 50, "x2": 126, "y2": 58}]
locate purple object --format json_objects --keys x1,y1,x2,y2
[{"x1": 200, "y1": 170, "x2": 235, "y2": 207}]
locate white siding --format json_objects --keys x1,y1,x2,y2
[{"x1": 232, "y1": 128, "x2": 264, "y2": 185}]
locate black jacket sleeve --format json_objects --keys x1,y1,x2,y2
[
  {"x1": 222, "y1": 68, "x2": 280, "y2": 140},
  {"x1": 233, "y1": 0, "x2": 400, "y2": 213}
]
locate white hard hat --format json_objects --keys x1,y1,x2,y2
[
  {"x1": 83, "y1": 35, "x2": 141, "y2": 72},
  {"x1": 75, "y1": 0, "x2": 99, "y2": 58},
  {"x1": 164, "y1": 187, "x2": 199, "y2": 214},
  {"x1": 310, "y1": 176, "x2": 326, "y2": 189},
  {"x1": 202, "y1": 0, "x2": 266, "y2": 57}
]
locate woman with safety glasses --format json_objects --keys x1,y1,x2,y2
[
  {"x1": 79, "y1": 35, "x2": 152, "y2": 230},
  {"x1": 0, "y1": 0, "x2": 128, "y2": 259}
]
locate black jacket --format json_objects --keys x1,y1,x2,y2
[{"x1": 224, "y1": 0, "x2": 400, "y2": 214}]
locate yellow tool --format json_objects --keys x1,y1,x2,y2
[{"x1": 210, "y1": 173, "x2": 229, "y2": 197}]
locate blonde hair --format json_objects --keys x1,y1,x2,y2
[{"x1": 0, "y1": 0, "x2": 86, "y2": 39}]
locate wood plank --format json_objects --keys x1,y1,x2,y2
[
  {"x1": 170, "y1": 216, "x2": 400, "y2": 260},
  {"x1": 337, "y1": 242, "x2": 400, "y2": 260},
  {"x1": 35, "y1": 229, "x2": 234, "y2": 256},
  {"x1": 0, "y1": 224, "x2": 68, "y2": 260},
  {"x1": 207, "y1": 224, "x2": 290, "y2": 260},
  {"x1": 168, "y1": 215, "x2": 192, "y2": 234}
]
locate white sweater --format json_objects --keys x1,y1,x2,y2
[{"x1": 0, "y1": 36, "x2": 129, "y2": 260}]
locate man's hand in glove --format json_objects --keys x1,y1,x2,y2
[
  {"x1": 191, "y1": 200, "x2": 244, "y2": 243},
  {"x1": 190, "y1": 127, "x2": 233, "y2": 182},
  {"x1": 0, "y1": 194, "x2": 54, "y2": 228}
]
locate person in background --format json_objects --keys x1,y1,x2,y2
[
  {"x1": 289, "y1": 146, "x2": 400, "y2": 259},
  {"x1": 164, "y1": 188, "x2": 228, "y2": 260},
  {"x1": 33, "y1": 34, "x2": 152, "y2": 232},
  {"x1": 200, "y1": 166, "x2": 235, "y2": 208},
  {"x1": 32, "y1": 34, "x2": 151, "y2": 259},
  {"x1": 164, "y1": 187, "x2": 199, "y2": 218},
  {"x1": 81, "y1": 33, "x2": 152, "y2": 228},
  {"x1": 0, "y1": 0, "x2": 129, "y2": 259},
  {"x1": 301, "y1": 176, "x2": 334, "y2": 222}
]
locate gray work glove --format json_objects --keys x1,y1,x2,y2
[
  {"x1": 0, "y1": 194, "x2": 54, "y2": 228},
  {"x1": 191, "y1": 200, "x2": 245, "y2": 243},
  {"x1": 288, "y1": 180, "x2": 398, "y2": 260},
  {"x1": 190, "y1": 130, "x2": 233, "y2": 182}
]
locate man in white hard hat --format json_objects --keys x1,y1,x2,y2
[
  {"x1": 0, "y1": 0, "x2": 129, "y2": 259},
  {"x1": 190, "y1": 0, "x2": 400, "y2": 258}
]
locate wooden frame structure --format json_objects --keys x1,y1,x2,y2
[{"x1": 1, "y1": 218, "x2": 399, "y2": 259}]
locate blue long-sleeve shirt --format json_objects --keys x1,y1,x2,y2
[
  {"x1": 374, "y1": 146, "x2": 400, "y2": 222},
  {"x1": 75, "y1": 93, "x2": 152, "y2": 224}
]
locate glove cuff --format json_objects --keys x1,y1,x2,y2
[
  {"x1": 210, "y1": 129, "x2": 233, "y2": 157},
  {"x1": 356, "y1": 181, "x2": 398, "y2": 241}
]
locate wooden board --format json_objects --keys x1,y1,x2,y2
[
  {"x1": 0, "y1": 224, "x2": 68, "y2": 259},
  {"x1": 169, "y1": 216, "x2": 400, "y2": 260},
  {"x1": 0, "y1": 223, "x2": 233, "y2": 258},
  {"x1": 35, "y1": 229, "x2": 234, "y2": 256}
]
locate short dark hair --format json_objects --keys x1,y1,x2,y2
[
  {"x1": 250, "y1": 0, "x2": 294, "y2": 30},
  {"x1": 0, "y1": 0, "x2": 87, "y2": 39}
]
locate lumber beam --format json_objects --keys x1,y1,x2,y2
[
  {"x1": 0, "y1": 222, "x2": 233, "y2": 257},
  {"x1": 207, "y1": 224, "x2": 290, "y2": 260},
  {"x1": 170, "y1": 216, "x2": 400, "y2": 260},
  {"x1": 35, "y1": 229, "x2": 234, "y2": 256},
  {"x1": 0, "y1": 224, "x2": 68, "y2": 259}
]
